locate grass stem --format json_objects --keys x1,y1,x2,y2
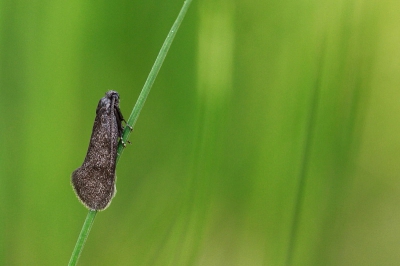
[
  {"x1": 68, "y1": 1, "x2": 193, "y2": 264},
  {"x1": 68, "y1": 210, "x2": 97, "y2": 266}
]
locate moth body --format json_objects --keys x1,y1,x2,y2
[{"x1": 71, "y1": 90, "x2": 125, "y2": 211}]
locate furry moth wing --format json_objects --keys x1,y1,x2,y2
[{"x1": 71, "y1": 90, "x2": 125, "y2": 211}]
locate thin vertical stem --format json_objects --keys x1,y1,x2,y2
[
  {"x1": 68, "y1": 1, "x2": 193, "y2": 265},
  {"x1": 68, "y1": 210, "x2": 97, "y2": 266},
  {"x1": 116, "y1": 0, "x2": 193, "y2": 163}
]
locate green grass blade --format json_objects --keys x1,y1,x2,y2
[
  {"x1": 116, "y1": 0, "x2": 193, "y2": 163},
  {"x1": 68, "y1": 210, "x2": 97, "y2": 266},
  {"x1": 68, "y1": 1, "x2": 193, "y2": 265}
]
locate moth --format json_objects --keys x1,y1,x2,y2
[{"x1": 71, "y1": 90, "x2": 127, "y2": 211}]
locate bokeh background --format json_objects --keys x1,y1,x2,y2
[{"x1": 1, "y1": 0, "x2": 400, "y2": 265}]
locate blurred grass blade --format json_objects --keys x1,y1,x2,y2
[{"x1": 285, "y1": 41, "x2": 325, "y2": 266}]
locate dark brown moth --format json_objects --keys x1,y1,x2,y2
[{"x1": 71, "y1": 90, "x2": 125, "y2": 211}]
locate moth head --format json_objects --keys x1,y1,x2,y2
[{"x1": 106, "y1": 90, "x2": 120, "y2": 106}]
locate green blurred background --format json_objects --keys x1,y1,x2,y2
[{"x1": 1, "y1": 0, "x2": 400, "y2": 265}]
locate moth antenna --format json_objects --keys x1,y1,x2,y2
[{"x1": 110, "y1": 95, "x2": 116, "y2": 166}]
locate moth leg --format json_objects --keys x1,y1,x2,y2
[
  {"x1": 120, "y1": 138, "x2": 131, "y2": 147},
  {"x1": 124, "y1": 124, "x2": 133, "y2": 131},
  {"x1": 121, "y1": 139, "x2": 127, "y2": 147}
]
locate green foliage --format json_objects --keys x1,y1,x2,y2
[{"x1": 1, "y1": 0, "x2": 399, "y2": 265}]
